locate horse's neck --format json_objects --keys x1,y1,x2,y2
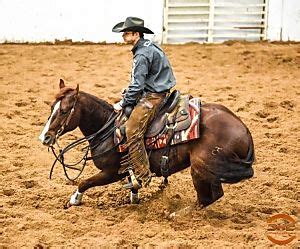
[{"x1": 78, "y1": 92, "x2": 114, "y2": 136}]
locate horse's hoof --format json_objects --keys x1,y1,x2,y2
[
  {"x1": 159, "y1": 179, "x2": 168, "y2": 190},
  {"x1": 130, "y1": 192, "x2": 140, "y2": 204},
  {"x1": 69, "y1": 190, "x2": 83, "y2": 206},
  {"x1": 64, "y1": 201, "x2": 72, "y2": 209}
]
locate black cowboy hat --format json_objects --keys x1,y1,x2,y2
[{"x1": 112, "y1": 17, "x2": 154, "y2": 34}]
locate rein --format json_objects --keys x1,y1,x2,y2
[{"x1": 49, "y1": 111, "x2": 121, "y2": 181}]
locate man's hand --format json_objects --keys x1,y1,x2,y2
[{"x1": 113, "y1": 101, "x2": 123, "y2": 112}]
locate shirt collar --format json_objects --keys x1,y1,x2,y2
[{"x1": 131, "y1": 38, "x2": 145, "y2": 54}]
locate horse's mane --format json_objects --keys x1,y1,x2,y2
[
  {"x1": 81, "y1": 92, "x2": 113, "y2": 111},
  {"x1": 54, "y1": 87, "x2": 113, "y2": 115},
  {"x1": 80, "y1": 92, "x2": 114, "y2": 124}
]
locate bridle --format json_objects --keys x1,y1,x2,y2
[{"x1": 56, "y1": 95, "x2": 78, "y2": 138}]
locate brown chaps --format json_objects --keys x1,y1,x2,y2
[{"x1": 121, "y1": 93, "x2": 166, "y2": 181}]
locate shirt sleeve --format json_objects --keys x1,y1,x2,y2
[{"x1": 121, "y1": 54, "x2": 149, "y2": 106}]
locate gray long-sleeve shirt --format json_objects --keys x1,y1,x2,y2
[{"x1": 120, "y1": 38, "x2": 176, "y2": 107}]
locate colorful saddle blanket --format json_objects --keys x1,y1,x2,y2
[{"x1": 115, "y1": 95, "x2": 201, "y2": 152}]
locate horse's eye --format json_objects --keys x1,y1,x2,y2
[{"x1": 61, "y1": 109, "x2": 68, "y2": 115}]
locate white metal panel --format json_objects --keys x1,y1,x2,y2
[
  {"x1": 163, "y1": 0, "x2": 267, "y2": 43},
  {"x1": 267, "y1": 0, "x2": 300, "y2": 41},
  {"x1": 213, "y1": 0, "x2": 267, "y2": 43},
  {"x1": 266, "y1": 0, "x2": 283, "y2": 40},
  {"x1": 0, "y1": 0, "x2": 164, "y2": 43},
  {"x1": 281, "y1": 0, "x2": 300, "y2": 40},
  {"x1": 164, "y1": 0, "x2": 210, "y2": 43}
]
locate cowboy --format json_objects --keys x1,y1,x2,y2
[{"x1": 112, "y1": 17, "x2": 176, "y2": 189}]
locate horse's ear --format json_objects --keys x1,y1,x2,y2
[
  {"x1": 59, "y1": 79, "x2": 65, "y2": 89},
  {"x1": 75, "y1": 84, "x2": 79, "y2": 95}
]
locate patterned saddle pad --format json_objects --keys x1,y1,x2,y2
[{"x1": 115, "y1": 95, "x2": 201, "y2": 152}]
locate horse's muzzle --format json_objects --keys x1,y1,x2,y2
[{"x1": 42, "y1": 134, "x2": 55, "y2": 146}]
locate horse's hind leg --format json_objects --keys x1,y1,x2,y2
[{"x1": 191, "y1": 167, "x2": 224, "y2": 207}]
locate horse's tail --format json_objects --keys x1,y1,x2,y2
[
  {"x1": 204, "y1": 128, "x2": 254, "y2": 184},
  {"x1": 242, "y1": 128, "x2": 255, "y2": 166},
  {"x1": 218, "y1": 129, "x2": 255, "y2": 183}
]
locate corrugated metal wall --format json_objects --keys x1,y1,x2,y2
[{"x1": 163, "y1": 0, "x2": 268, "y2": 43}]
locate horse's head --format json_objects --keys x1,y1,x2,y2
[{"x1": 39, "y1": 79, "x2": 80, "y2": 146}]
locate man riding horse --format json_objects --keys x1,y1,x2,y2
[
  {"x1": 38, "y1": 17, "x2": 254, "y2": 207},
  {"x1": 112, "y1": 17, "x2": 176, "y2": 190}
]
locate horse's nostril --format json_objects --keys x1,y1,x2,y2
[{"x1": 43, "y1": 135, "x2": 53, "y2": 145}]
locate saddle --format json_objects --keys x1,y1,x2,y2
[{"x1": 115, "y1": 90, "x2": 201, "y2": 152}]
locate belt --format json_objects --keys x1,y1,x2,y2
[{"x1": 144, "y1": 91, "x2": 169, "y2": 98}]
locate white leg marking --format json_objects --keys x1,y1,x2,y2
[
  {"x1": 39, "y1": 101, "x2": 61, "y2": 142},
  {"x1": 70, "y1": 189, "x2": 83, "y2": 206}
]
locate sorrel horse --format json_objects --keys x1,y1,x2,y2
[{"x1": 39, "y1": 79, "x2": 254, "y2": 207}]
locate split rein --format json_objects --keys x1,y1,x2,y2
[{"x1": 49, "y1": 111, "x2": 121, "y2": 181}]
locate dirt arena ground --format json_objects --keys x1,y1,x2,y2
[{"x1": 0, "y1": 41, "x2": 299, "y2": 247}]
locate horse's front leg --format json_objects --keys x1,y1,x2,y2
[{"x1": 69, "y1": 171, "x2": 124, "y2": 206}]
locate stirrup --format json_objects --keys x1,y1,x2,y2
[
  {"x1": 123, "y1": 181, "x2": 142, "y2": 190},
  {"x1": 123, "y1": 169, "x2": 142, "y2": 190}
]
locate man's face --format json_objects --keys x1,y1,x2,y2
[{"x1": 122, "y1": 31, "x2": 140, "y2": 45}]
